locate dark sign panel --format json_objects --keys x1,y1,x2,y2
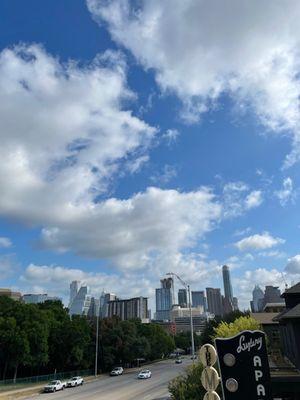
[{"x1": 215, "y1": 330, "x2": 272, "y2": 400}]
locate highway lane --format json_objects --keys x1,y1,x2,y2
[{"x1": 25, "y1": 358, "x2": 192, "y2": 400}]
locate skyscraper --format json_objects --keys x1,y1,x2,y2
[
  {"x1": 251, "y1": 285, "x2": 265, "y2": 312},
  {"x1": 178, "y1": 288, "x2": 187, "y2": 307},
  {"x1": 192, "y1": 290, "x2": 207, "y2": 311},
  {"x1": 107, "y1": 297, "x2": 148, "y2": 321},
  {"x1": 206, "y1": 288, "x2": 223, "y2": 316},
  {"x1": 69, "y1": 281, "x2": 80, "y2": 307},
  {"x1": 222, "y1": 265, "x2": 233, "y2": 302},
  {"x1": 155, "y1": 277, "x2": 175, "y2": 321},
  {"x1": 69, "y1": 285, "x2": 93, "y2": 316}
]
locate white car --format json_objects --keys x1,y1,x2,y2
[
  {"x1": 110, "y1": 367, "x2": 124, "y2": 376},
  {"x1": 44, "y1": 380, "x2": 66, "y2": 393},
  {"x1": 66, "y1": 376, "x2": 84, "y2": 387},
  {"x1": 138, "y1": 369, "x2": 152, "y2": 379}
]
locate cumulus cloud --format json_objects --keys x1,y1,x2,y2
[
  {"x1": 0, "y1": 44, "x2": 156, "y2": 226},
  {"x1": 245, "y1": 190, "x2": 263, "y2": 209},
  {"x1": 285, "y1": 255, "x2": 300, "y2": 275},
  {"x1": 275, "y1": 177, "x2": 295, "y2": 206},
  {"x1": 88, "y1": 0, "x2": 300, "y2": 165},
  {"x1": 39, "y1": 187, "x2": 221, "y2": 269},
  {"x1": 0, "y1": 237, "x2": 12, "y2": 248},
  {"x1": 235, "y1": 232, "x2": 285, "y2": 251}
]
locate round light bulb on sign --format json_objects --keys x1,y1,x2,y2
[
  {"x1": 223, "y1": 353, "x2": 236, "y2": 367},
  {"x1": 201, "y1": 366, "x2": 220, "y2": 392},
  {"x1": 225, "y1": 378, "x2": 239, "y2": 392},
  {"x1": 199, "y1": 344, "x2": 217, "y2": 367},
  {"x1": 203, "y1": 391, "x2": 221, "y2": 400}
]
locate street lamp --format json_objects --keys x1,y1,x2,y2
[
  {"x1": 95, "y1": 311, "x2": 99, "y2": 376},
  {"x1": 167, "y1": 272, "x2": 195, "y2": 362}
]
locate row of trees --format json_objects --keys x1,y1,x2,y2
[{"x1": 0, "y1": 298, "x2": 175, "y2": 381}]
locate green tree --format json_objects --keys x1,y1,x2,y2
[{"x1": 213, "y1": 316, "x2": 260, "y2": 339}]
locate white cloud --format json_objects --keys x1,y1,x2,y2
[
  {"x1": 275, "y1": 177, "x2": 295, "y2": 206},
  {"x1": 150, "y1": 164, "x2": 177, "y2": 185},
  {"x1": 126, "y1": 155, "x2": 149, "y2": 174},
  {"x1": 245, "y1": 190, "x2": 263, "y2": 209},
  {"x1": 88, "y1": 0, "x2": 300, "y2": 165},
  {"x1": 233, "y1": 227, "x2": 252, "y2": 237},
  {"x1": 0, "y1": 44, "x2": 156, "y2": 226},
  {"x1": 0, "y1": 254, "x2": 18, "y2": 279},
  {"x1": 162, "y1": 129, "x2": 180, "y2": 145},
  {"x1": 39, "y1": 186, "x2": 221, "y2": 269},
  {"x1": 285, "y1": 255, "x2": 300, "y2": 275},
  {"x1": 0, "y1": 237, "x2": 12, "y2": 248},
  {"x1": 222, "y1": 182, "x2": 262, "y2": 217},
  {"x1": 235, "y1": 232, "x2": 285, "y2": 251}
]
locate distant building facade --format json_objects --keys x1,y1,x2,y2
[
  {"x1": 69, "y1": 284, "x2": 94, "y2": 316},
  {"x1": 0, "y1": 288, "x2": 21, "y2": 301},
  {"x1": 233, "y1": 296, "x2": 239, "y2": 310},
  {"x1": 191, "y1": 290, "x2": 207, "y2": 310},
  {"x1": 23, "y1": 294, "x2": 61, "y2": 304},
  {"x1": 222, "y1": 265, "x2": 234, "y2": 314},
  {"x1": 178, "y1": 289, "x2": 187, "y2": 307},
  {"x1": 155, "y1": 277, "x2": 175, "y2": 320},
  {"x1": 107, "y1": 297, "x2": 148, "y2": 321},
  {"x1": 251, "y1": 285, "x2": 265, "y2": 312},
  {"x1": 99, "y1": 292, "x2": 117, "y2": 318},
  {"x1": 206, "y1": 287, "x2": 223, "y2": 316}
]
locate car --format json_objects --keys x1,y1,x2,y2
[
  {"x1": 66, "y1": 376, "x2": 84, "y2": 387},
  {"x1": 138, "y1": 369, "x2": 152, "y2": 379},
  {"x1": 110, "y1": 367, "x2": 124, "y2": 376},
  {"x1": 44, "y1": 380, "x2": 66, "y2": 393},
  {"x1": 175, "y1": 358, "x2": 183, "y2": 364}
]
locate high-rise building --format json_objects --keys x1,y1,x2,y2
[
  {"x1": 206, "y1": 288, "x2": 223, "y2": 316},
  {"x1": 100, "y1": 292, "x2": 117, "y2": 318},
  {"x1": 192, "y1": 290, "x2": 207, "y2": 310},
  {"x1": 233, "y1": 297, "x2": 239, "y2": 310},
  {"x1": 107, "y1": 297, "x2": 148, "y2": 321},
  {"x1": 69, "y1": 285, "x2": 93, "y2": 316},
  {"x1": 264, "y1": 286, "x2": 284, "y2": 305},
  {"x1": 69, "y1": 281, "x2": 80, "y2": 307},
  {"x1": 222, "y1": 265, "x2": 233, "y2": 300},
  {"x1": 155, "y1": 277, "x2": 175, "y2": 320},
  {"x1": 178, "y1": 289, "x2": 187, "y2": 307},
  {"x1": 23, "y1": 294, "x2": 61, "y2": 304},
  {"x1": 251, "y1": 285, "x2": 264, "y2": 312}
]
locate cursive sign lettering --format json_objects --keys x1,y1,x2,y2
[{"x1": 237, "y1": 335, "x2": 262, "y2": 353}]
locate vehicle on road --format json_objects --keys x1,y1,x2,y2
[
  {"x1": 44, "y1": 380, "x2": 66, "y2": 393},
  {"x1": 175, "y1": 358, "x2": 183, "y2": 364},
  {"x1": 110, "y1": 367, "x2": 124, "y2": 376},
  {"x1": 66, "y1": 376, "x2": 84, "y2": 387},
  {"x1": 138, "y1": 369, "x2": 152, "y2": 379}
]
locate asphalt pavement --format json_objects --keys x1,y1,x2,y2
[{"x1": 24, "y1": 358, "x2": 192, "y2": 400}]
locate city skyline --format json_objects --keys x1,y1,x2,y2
[{"x1": 1, "y1": 1, "x2": 300, "y2": 311}]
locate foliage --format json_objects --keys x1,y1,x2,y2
[
  {"x1": 213, "y1": 316, "x2": 261, "y2": 339},
  {"x1": 173, "y1": 332, "x2": 202, "y2": 352}
]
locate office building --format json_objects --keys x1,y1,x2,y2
[
  {"x1": 0, "y1": 288, "x2": 22, "y2": 301},
  {"x1": 222, "y1": 265, "x2": 234, "y2": 314},
  {"x1": 22, "y1": 293, "x2": 61, "y2": 304},
  {"x1": 233, "y1": 297, "x2": 239, "y2": 310},
  {"x1": 251, "y1": 285, "x2": 265, "y2": 312},
  {"x1": 173, "y1": 316, "x2": 208, "y2": 335},
  {"x1": 170, "y1": 305, "x2": 204, "y2": 320},
  {"x1": 178, "y1": 289, "x2": 187, "y2": 307},
  {"x1": 192, "y1": 290, "x2": 207, "y2": 310},
  {"x1": 69, "y1": 281, "x2": 80, "y2": 307},
  {"x1": 155, "y1": 277, "x2": 175, "y2": 321},
  {"x1": 99, "y1": 291, "x2": 117, "y2": 318},
  {"x1": 69, "y1": 285, "x2": 93, "y2": 316},
  {"x1": 107, "y1": 297, "x2": 148, "y2": 321},
  {"x1": 264, "y1": 285, "x2": 284, "y2": 305},
  {"x1": 206, "y1": 287, "x2": 223, "y2": 316}
]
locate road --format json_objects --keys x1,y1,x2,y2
[{"x1": 25, "y1": 358, "x2": 192, "y2": 400}]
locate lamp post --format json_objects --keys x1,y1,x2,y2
[
  {"x1": 167, "y1": 272, "x2": 195, "y2": 363},
  {"x1": 95, "y1": 312, "x2": 99, "y2": 376}
]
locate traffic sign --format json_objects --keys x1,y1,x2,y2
[
  {"x1": 201, "y1": 366, "x2": 220, "y2": 392},
  {"x1": 199, "y1": 343, "x2": 217, "y2": 367}
]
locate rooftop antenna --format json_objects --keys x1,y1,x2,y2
[{"x1": 281, "y1": 272, "x2": 288, "y2": 290}]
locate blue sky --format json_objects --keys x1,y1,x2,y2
[{"x1": 1, "y1": 0, "x2": 300, "y2": 310}]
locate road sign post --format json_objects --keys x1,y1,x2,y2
[{"x1": 215, "y1": 330, "x2": 272, "y2": 400}]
